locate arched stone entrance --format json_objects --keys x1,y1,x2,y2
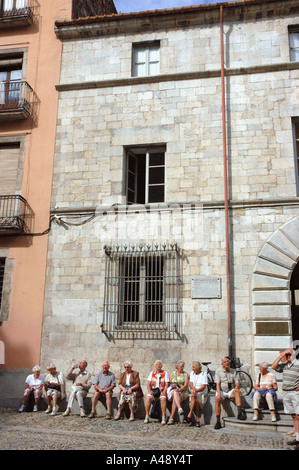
[{"x1": 253, "y1": 216, "x2": 299, "y2": 367}]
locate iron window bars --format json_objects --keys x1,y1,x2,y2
[
  {"x1": 0, "y1": 80, "x2": 36, "y2": 117},
  {"x1": 103, "y1": 243, "x2": 182, "y2": 340},
  {"x1": 0, "y1": 195, "x2": 34, "y2": 234},
  {"x1": 0, "y1": 0, "x2": 37, "y2": 21}
]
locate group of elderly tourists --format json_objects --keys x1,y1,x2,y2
[{"x1": 17, "y1": 349, "x2": 299, "y2": 448}]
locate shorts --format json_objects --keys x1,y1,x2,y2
[
  {"x1": 220, "y1": 389, "x2": 235, "y2": 400},
  {"x1": 167, "y1": 386, "x2": 189, "y2": 402},
  {"x1": 190, "y1": 392, "x2": 208, "y2": 409},
  {"x1": 46, "y1": 389, "x2": 61, "y2": 399},
  {"x1": 283, "y1": 391, "x2": 299, "y2": 415},
  {"x1": 24, "y1": 388, "x2": 42, "y2": 400}
]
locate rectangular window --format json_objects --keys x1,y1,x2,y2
[
  {"x1": 0, "y1": 258, "x2": 5, "y2": 312},
  {"x1": 132, "y1": 42, "x2": 160, "y2": 77},
  {"x1": 103, "y1": 244, "x2": 182, "y2": 339},
  {"x1": 126, "y1": 146, "x2": 165, "y2": 204},
  {"x1": 2, "y1": 0, "x2": 28, "y2": 11},
  {"x1": 0, "y1": 52, "x2": 23, "y2": 108},
  {"x1": 293, "y1": 119, "x2": 299, "y2": 194},
  {"x1": 289, "y1": 29, "x2": 299, "y2": 61}
]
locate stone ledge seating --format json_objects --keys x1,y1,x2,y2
[{"x1": 17, "y1": 390, "x2": 293, "y2": 432}]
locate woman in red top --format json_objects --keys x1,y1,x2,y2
[{"x1": 144, "y1": 360, "x2": 169, "y2": 425}]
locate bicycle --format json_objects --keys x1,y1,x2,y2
[{"x1": 202, "y1": 357, "x2": 253, "y2": 396}]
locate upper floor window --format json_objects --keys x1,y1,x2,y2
[
  {"x1": 126, "y1": 146, "x2": 165, "y2": 204},
  {"x1": 289, "y1": 27, "x2": 299, "y2": 61},
  {"x1": 0, "y1": 52, "x2": 23, "y2": 107},
  {"x1": 294, "y1": 120, "x2": 299, "y2": 190},
  {"x1": 2, "y1": 0, "x2": 28, "y2": 11},
  {"x1": 132, "y1": 42, "x2": 160, "y2": 77},
  {"x1": 0, "y1": 258, "x2": 5, "y2": 312}
]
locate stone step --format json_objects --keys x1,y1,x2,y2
[{"x1": 223, "y1": 408, "x2": 293, "y2": 433}]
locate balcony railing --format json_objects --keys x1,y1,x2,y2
[
  {"x1": 0, "y1": 195, "x2": 34, "y2": 234},
  {"x1": 0, "y1": 80, "x2": 37, "y2": 120},
  {"x1": 0, "y1": 0, "x2": 39, "y2": 28}
]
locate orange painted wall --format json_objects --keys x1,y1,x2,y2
[{"x1": 0, "y1": 0, "x2": 72, "y2": 370}]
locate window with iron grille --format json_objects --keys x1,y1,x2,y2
[
  {"x1": 0, "y1": 258, "x2": 5, "y2": 312},
  {"x1": 103, "y1": 244, "x2": 182, "y2": 339}
]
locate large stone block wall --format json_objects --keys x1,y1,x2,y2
[
  {"x1": 41, "y1": 8, "x2": 299, "y2": 388},
  {"x1": 59, "y1": 16, "x2": 299, "y2": 84}
]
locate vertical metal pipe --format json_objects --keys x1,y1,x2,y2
[{"x1": 220, "y1": 5, "x2": 233, "y2": 358}]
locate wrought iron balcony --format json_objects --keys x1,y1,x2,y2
[
  {"x1": 0, "y1": 80, "x2": 37, "y2": 121},
  {"x1": 0, "y1": 0, "x2": 39, "y2": 28},
  {"x1": 0, "y1": 195, "x2": 34, "y2": 234}
]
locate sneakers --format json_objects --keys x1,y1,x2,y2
[
  {"x1": 252, "y1": 415, "x2": 258, "y2": 421},
  {"x1": 144, "y1": 415, "x2": 150, "y2": 424},
  {"x1": 167, "y1": 418, "x2": 174, "y2": 425},
  {"x1": 50, "y1": 405, "x2": 59, "y2": 416},
  {"x1": 33, "y1": 405, "x2": 38, "y2": 412},
  {"x1": 178, "y1": 408, "x2": 184, "y2": 415},
  {"x1": 161, "y1": 416, "x2": 167, "y2": 425},
  {"x1": 45, "y1": 406, "x2": 52, "y2": 414},
  {"x1": 18, "y1": 404, "x2": 25, "y2": 413},
  {"x1": 80, "y1": 409, "x2": 86, "y2": 418},
  {"x1": 63, "y1": 408, "x2": 71, "y2": 417}
]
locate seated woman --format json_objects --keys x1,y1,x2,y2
[
  {"x1": 252, "y1": 361, "x2": 278, "y2": 422},
  {"x1": 167, "y1": 361, "x2": 189, "y2": 425},
  {"x1": 186, "y1": 361, "x2": 208, "y2": 427},
  {"x1": 144, "y1": 360, "x2": 169, "y2": 425},
  {"x1": 114, "y1": 360, "x2": 143, "y2": 422},
  {"x1": 18, "y1": 365, "x2": 45, "y2": 412},
  {"x1": 44, "y1": 363, "x2": 66, "y2": 416}
]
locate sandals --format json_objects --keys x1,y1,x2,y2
[{"x1": 183, "y1": 417, "x2": 192, "y2": 424}]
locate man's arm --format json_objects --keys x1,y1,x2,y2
[{"x1": 272, "y1": 349, "x2": 292, "y2": 370}]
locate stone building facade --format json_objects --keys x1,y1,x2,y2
[{"x1": 41, "y1": 0, "x2": 299, "y2": 392}]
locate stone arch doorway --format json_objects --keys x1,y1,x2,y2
[
  {"x1": 290, "y1": 263, "x2": 299, "y2": 342},
  {"x1": 253, "y1": 216, "x2": 299, "y2": 366}
]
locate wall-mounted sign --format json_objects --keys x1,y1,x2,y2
[{"x1": 191, "y1": 276, "x2": 222, "y2": 299}]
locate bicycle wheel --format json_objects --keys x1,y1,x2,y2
[
  {"x1": 236, "y1": 370, "x2": 253, "y2": 396},
  {"x1": 207, "y1": 371, "x2": 216, "y2": 393}
]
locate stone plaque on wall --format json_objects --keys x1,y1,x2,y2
[{"x1": 191, "y1": 276, "x2": 222, "y2": 299}]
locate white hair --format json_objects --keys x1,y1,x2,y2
[
  {"x1": 124, "y1": 360, "x2": 133, "y2": 367},
  {"x1": 32, "y1": 365, "x2": 41, "y2": 373}
]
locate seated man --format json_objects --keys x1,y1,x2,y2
[
  {"x1": 88, "y1": 361, "x2": 116, "y2": 419},
  {"x1": 186, "y1": 361, "x2": 208, "y2": 427},
  {"x1": 214, "y1": 357, "x2": 246, "y2": 429},
  {"x1": 63, "y1": 360, "x2": 92, "y2": 418}
]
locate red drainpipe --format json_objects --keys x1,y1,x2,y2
[{"x1": 220, "y1": 5, "x2": 233, "y2": 358}]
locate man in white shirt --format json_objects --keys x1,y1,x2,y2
[
  {"x1": 63, "y1": 360, "x2": 92, "y2": 417},
  {"x1": 186, "y1": 361, "x2": 208, "y2": 427}
]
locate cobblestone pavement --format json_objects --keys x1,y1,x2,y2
[{"x1": 0, "y1": 407, "x2": 295, "y2": 452}]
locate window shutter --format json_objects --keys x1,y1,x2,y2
[{"x1": 0, "y1": 144, "x2": 20, "y2": 194}]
